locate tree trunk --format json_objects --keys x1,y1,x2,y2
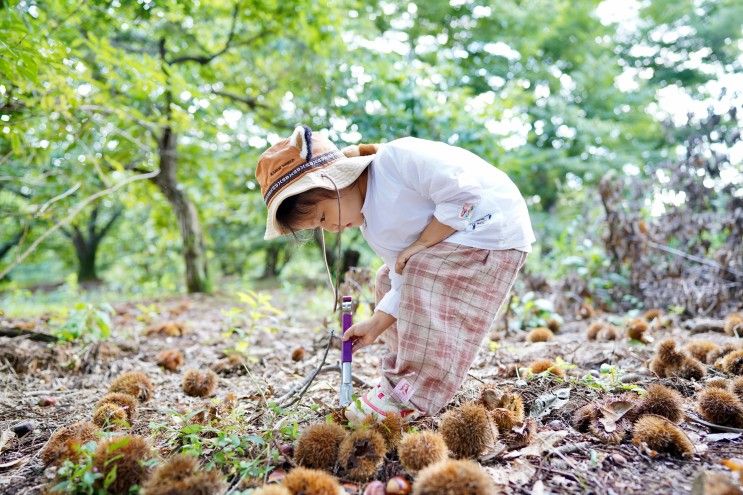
[
  {"x1": 62, "y1": 206, "x2": 122, "y2": 284},
  {"x1": 0, "y1": 229, "x2": 23, "y2": 281},
  {"x1": 261, "y1": 244, "x2": 280, "y2": 279},
  {"x1": 71, "y1": 233, "x2": 99, "y2": 283},
  {"x1": 153, "y1": 126, "x2": 210, "y2": 293},
  {"x1": 312, "y1": 230, "x2": 361, "y2": 281},
  {"x1": 0, "y1": 230, "x2": 23, "y2": 263},
  {"x1": 260, "y1": 243, "x2": 293, "y2": 279},
  {"x1": 341, "y1": 248, "x2": 360, "y2": 276}
]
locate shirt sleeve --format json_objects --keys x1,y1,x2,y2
[
  {"x1": 383, "y1": 137, "x2": 484, "y2": 231},
  {"x1": 374, "y1": 268, "x2": 403, "y2": 318}
]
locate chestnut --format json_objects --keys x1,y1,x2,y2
[
  {"x1": 386, "y1": 476, "x2": 412, "y2": 495},
  {"x1": 363, "y1": 480, "x2": 385, "y2": 495}
]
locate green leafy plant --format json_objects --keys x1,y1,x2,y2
[
  {"x1": 221, "y1": 291, "x2": 284, "y2": 337},
  {"x1": 52, "y1": 303, "x2": 113, "y2": 343},
  {"x1": 221, "y1": 306, "x2": 248, "y2": 338},
  {"x1": 153, "y1": 402, "x2": 281, "y2": 481},
  {"x1": 285, "y1": 421, "x2": 301, "y2": 441},
  {"x1": 236, "y1": 291, "x2": 283, "y2": 324},
  {"x1": 218, "y1": 290, "x2": 287, "y2": 362},
  {"x1": 508, "y1": 291, "x2": 559, "y2": 331},
  {"x1": 50, "y1": 441, "x2": 101, "y2": 494},
  {"x1": 578, "y1": 363, "x2": 644, "y2": 394},
  {"x1": 266, "y1": 400, "x2": 285, "y2": 416},
  {"x1": 135, "y1": 303, "x2": 160, "y2": 324}
]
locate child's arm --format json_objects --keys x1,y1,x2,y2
[
  {"x1": 344, "y1": 217, "x2": 456, "y2": 350},
  {"x1": 341, "y1": 310, "x2": 395, "y2": 353},
  {"x1": 415, "y1": 217, "x2": 457, "y2": 247},
  {"x1": 394, "y1": 218, "x2": 456, "y2": 274}
]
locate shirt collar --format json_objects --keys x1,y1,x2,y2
[{"x1": 360, "y1": 161, "x2": 373, "y2": 216}]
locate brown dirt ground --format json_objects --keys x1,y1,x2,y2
[{"x1": 0, "y1": 292, "x2": 741, "y2": 494}]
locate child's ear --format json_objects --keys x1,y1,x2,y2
[
  {"x1": 289, "y1": 125, "x2": 312, "y2": 160},
  {"x1": 340, "y1": 145, "x2": 360, "y2": 157},
  {"x1": 341, "y1": 143, "x2": 380, "y2": 157},
  {"x1": 358, "y1": 143, "x2": 379, "y2": 156}
]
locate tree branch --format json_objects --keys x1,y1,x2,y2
[
  {"x1": 211, "y1": 90, "x2": 267, "y2": 110},
  {"x1": 78, "y1": 104, "x2": 158, "y2": 135},
  {"x1": 231, "y1": 27, "x2": 277, "y2": 50},
  {"x1": 0, "y1": 170, "x2": 159, "y2": 280},
  {"x1": 95, "y1": 206, "x2": 123, "y2": 239},
  {"x1": 87, "y1": 204, "x2": 99, "y2": 241},
  {"x1": 166, "y1": 2, "x2": 240, "y2": 65},
  {"x1": 0, "y1": 230, "x2": 23, "y2": 260},
  {"x1": 108, "y1": 33, "x2": 160, "y2": 56},
  {"x1": 36, "y1": 183, "x2": 81, "y2": 217}
]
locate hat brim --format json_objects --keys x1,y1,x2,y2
[{"x1": 262, "y1": 154, "x2": 375, "y2": 240}]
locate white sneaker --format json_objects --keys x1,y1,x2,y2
[{"x1": 344, "y1": 380, "x2": 423, "y2": 426}]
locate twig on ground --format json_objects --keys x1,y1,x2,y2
[
  {"x1": 684, "y1": 318, "x2": 726, "y2": 334},
  {"x1": 0, "y1": 327, "x2": 57, "y2": 342},
  {"x1": 547, "y1": 443, "x2": 607, "y2": 493},
  {"x1": 539, "y1": 465, "x2": 584, "y2": 484},
  {"x1": 554, "y1": 442, "x2": 592, "y2": 455},
  {"x1": 467, "y1": 372, "x2": 486, "y2": 384},
  {"x1": 277, "y1": 328, "x2": 336, "y2": 408},
  {"x1": 686, "y1": 413, "x2": 743, "y2": 434}
]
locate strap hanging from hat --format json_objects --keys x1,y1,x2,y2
[
  {"x1": 319, "y1": 173, "x2": 343, "y2": 314},
  {"x1": 292, "y1": 124, "x2": 342, "y2": 313}
]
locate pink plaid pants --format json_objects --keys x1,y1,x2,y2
[{"x1": 374, "y1": 242, "x2": 527, "y2": 415}]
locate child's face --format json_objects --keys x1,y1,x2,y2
[{"x1": 296, "y1": 187, "x2": 365, "y2": 233}]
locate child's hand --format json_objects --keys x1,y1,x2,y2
[
  {"x1": 342, "y1": 317, "x2": 387, "y2": 353},
  {"x1": 395, "y1": 241, "x2": 427, "y2": 274}
]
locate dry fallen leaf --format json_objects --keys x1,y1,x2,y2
[
  {"x1": 529, "y1": 388, "x2": 571, "y2": 418},
  {"x1": 597, "y1": 400, "x2": 635, "y2": 432},
  {"x1": 0, "y1": 430, "x2": 14, "y2": 454},
  {"x1": 485, "y1": 459, "x2": 536, "y2": 486},
  {"x1": 504, "y1": 430, "x2": 568, "y2": 459},
  {"x1": 478, "y1": 441, "x2": 508, "y2": 462}
]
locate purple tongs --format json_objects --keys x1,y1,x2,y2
[{"x1": 339, "y1": 295, "x2": 353, "y2": 407}]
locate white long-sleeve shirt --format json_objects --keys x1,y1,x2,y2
[{"x1": 360, "y1": 136, "x2": 535, "y2": 318}]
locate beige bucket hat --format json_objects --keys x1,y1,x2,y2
[{"x1": 255, "y1": 125, "x2": 376, "y2": 240}]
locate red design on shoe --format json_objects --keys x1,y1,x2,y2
[
  {"x1": 345, "y1": 383, "x2": 424, "y2": 426},
  {"x1": 362, "y1": 393, "x2": 388, "y2": 417}
]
